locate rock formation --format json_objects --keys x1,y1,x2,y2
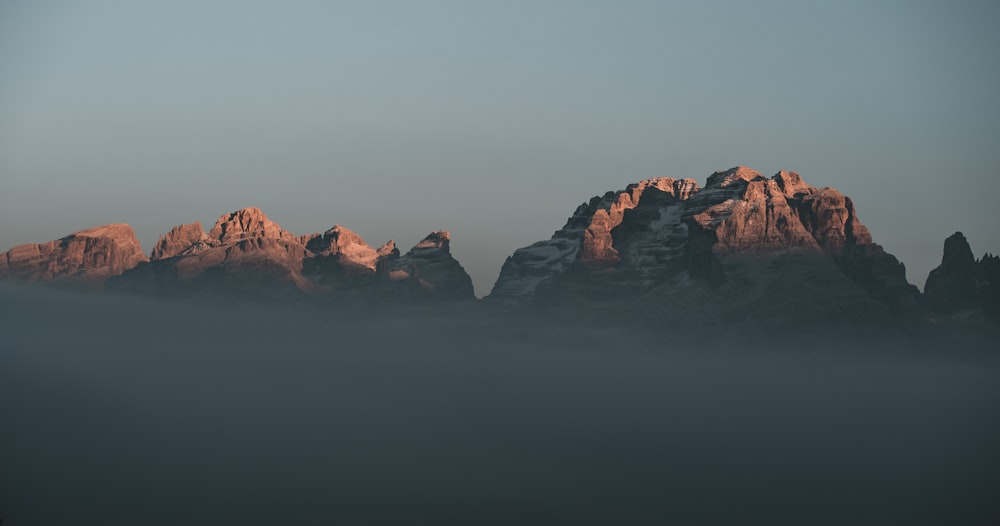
[
  {"x1": 105, "y1": 208, "x2": 308, "y2": 299},
  {"x1": 105, "y1": 207, "x2": 475, "y2": 302},
  {"x1": 488, "y1": 177, "x2": 700, "y2": 301},
  {"x1": 378, "y1": 231, "x2": 476, "y2": 301},
  {"x1": 209, "y1": 207, "x2": 297, "y2": 244},
  {"x1": 0, "y1": 224, "x2": 147, "y2": 290},
  {"x1": 150, "y1": 222, "x2": 210, "y2": 260},
  {"x1": 924, "y1": 232, "x2": 1000, "y2": 321},
  {"x1": 300, "y1": 224, "x2": 393, "y2": 290},
  {"x1": 3, "y1": 169, "x2": 967, "y2": 324},
  {"x1": 489, "y1": 167, "x2": 920, "y2": 324}
]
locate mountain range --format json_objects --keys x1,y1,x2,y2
[{"x1": 2, "y1": 166, "x2": 996, "y2": 325}]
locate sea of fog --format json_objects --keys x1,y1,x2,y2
[{"x1": 1, "y1": 285, "x2": 998, "y2": 525}]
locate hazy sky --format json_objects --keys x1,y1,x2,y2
[{"x1": 1, "y1": 0, "x2": 998, "y2": 296}]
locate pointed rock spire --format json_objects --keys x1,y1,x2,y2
[
  {"x1": 924, "y1": 232, "x2": 980, "y2": 313},
  {"x1": 941, "y1": 232, "x2": 975, "y2": 269}
]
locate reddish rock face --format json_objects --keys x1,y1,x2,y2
[
  {"x1": 0, "y1": 224, "x2": 148, "y2": 289},
  {"x1": 208, "y1": 207, "x2": 296, "y2": 244},
  {"x1": 151, "y1": 222, "x2": 209, "y2": 260},
  {"x1": 303, "y1": 225, "x2": 383, "y2": 270},
  {"x1": 683, "y1": 167, "x2": 917, "y2": 314},
  {"x1": 110, "y1": 208, "x2": 323, "y2": 299},
  {"x1": 685, "y1": 167, "x2": 874, "y2": 257},
  {"x1": 490, "y1": 166, "x2": 920, "y2": 321},
  {"x1": 576, "y1": 177, "x2": 701, "y2": 268},
  {"x1": 298, "y1": 225, "x2": 395, "y2": 295},
  {"x1": 105, "y1": 207, "x2": 475, "y2": 302},
  {"x1": 689, "y1": 176, "x2": 820, "y2": 255}
]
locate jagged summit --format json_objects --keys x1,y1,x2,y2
[
  {"x1": 4, "y1": 169, "x2": 990, "y2": 325},
  {"x1": 103, "y1": 207, "x2": 475, "y2": 302},
  {"x1": 151, "y1": 222, "x2": 209, "y2": 260},
  {"x1": 489, "y1": 166, "x2": 919, "y2": 324},
  {"x1": 411, "y1": 231, "x2": 451, "y2": 250},
  {"x1": 705, "y1": 165, "x2": 762, "y2": 188},
  {"x1": 0, "y1": 204, "x2": 475, "y2": 303},
  {"x1": 376, "y1": 240, "x2": 398, "y2": 257},
  {"x1": 302, "y1": 224, "x2": 383, "y2": 270},
  {"x1": 208, "y1": 207, "x2": 295, "y2": 244},
  {"x1": 772, "y1": 170, "x2": 813, "y2": 197}
]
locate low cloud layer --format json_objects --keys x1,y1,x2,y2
[{"x1": 1, "y1": 286, "x2": 998, "y2": 525}]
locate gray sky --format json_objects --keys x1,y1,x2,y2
[{"x1": 1, "y1": 0, "x2": 998, "y2": 296}]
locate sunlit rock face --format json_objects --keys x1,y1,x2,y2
[
  {"x1": 489, "y1": 167, "x2": 919, "y2": 324},
  {"x1": 297, "y1": 225, "x2": 393, "y2": 298},
  {"x1": 107, "y1": 208, "x2": 309, "y2": 300},
  {"x1": 0, "y1": 224, "x2": 147, "y2": 290},
  {"x1": 489, "y1": 177, "x2": 700, "y2": 301},
  {"x1": 924, "y1": 232, "x2": 1000, "y2": 321},
  {"x1": 150, "y1": 222, "x2": 210, "y2": 260},
  {"x1": 208, "y1": 207, "x2": 297, "y2": 245},
  {"x1": 106, "y1": 208, "x2": 475, "y2": 302}
]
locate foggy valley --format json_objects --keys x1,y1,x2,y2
[{"x1": 1, "y1": 285, "x2": 997, "y2": 525}]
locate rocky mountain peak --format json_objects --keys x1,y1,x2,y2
[
  {"x1": 303, "y1": 224, "x2": 384, "y2": 270},
  {"x1": 672, "y1": 178, "x2": 700, "y2": 200},
  {"x1": 705, "y1": 166, "x2": 764, "y2": 189},
  {"x1": 617, "y1": 177, "x2": 700, "y2": 202},
  {"x1": 923, "y1": 231, "x2": 998, "y2": 319},
  {"x1": 377, "y1": 240, "x2": 399, "y2": 258},
  {"x1": 490, "y1": 166, "x2": 920, "y2": 321},
  {"x1": 412, "y1": 231, "x2": 451, "y2": 251},
  {"x1": 308, "y1": 225, "x2": 367, "y2": 251},
  {"x1": 633, "y1": 177, "x2": 675, "y2": 193},
  {"x1": 208, "y1": 207, "x2": 294, "y2": 244},
  {"x1": 151, "y1": 222, "x2": 208, "y2": 260},
  {"x1": 0, "y1": 223, "x2": 147, "y2": 289},
  {"x1": 99, "y1": 208, "x2": 474, "y2": 303},
  {"x1": 572, "y1": 177, "x2": 702, "y2": 269},
  {"x1": 772, "y1": 170, "x2": 812, "y2": 197},
  {"x1": 382, "y1": 231, "x2": 474, "y2": 301},
  {"x1": 941, "y1": 232, "x2": 975, "y2": 269}
]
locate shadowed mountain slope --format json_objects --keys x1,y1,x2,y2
[{"x1": 924, "y1": 232, "x2": 1000, "y2": 322}]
